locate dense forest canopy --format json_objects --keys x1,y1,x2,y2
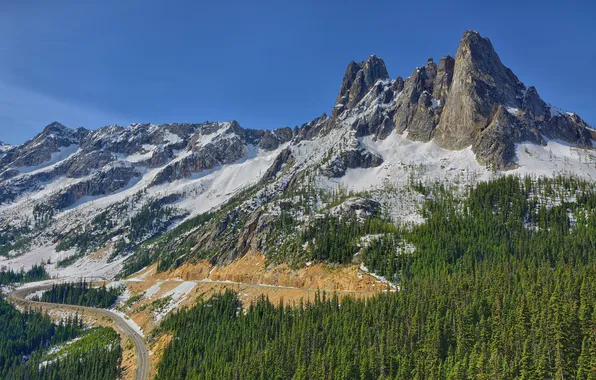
[
  {"x1": 0, "y1": 296, "x2": 120, "y2": 379},
  {"x1": 37, "y1": 280, "x2": 122, "y2": 308},
  {"x1": 155, "y1": 175, "x2": 596, "y2": 379},
  {"x1": 0, "y1": 264, "x2": 49, "y2": 285}
]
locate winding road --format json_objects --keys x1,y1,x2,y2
[
  {"x1": 8, "y1": 285, "x2": 150, "y2": 380},
  {"x1": 5, "y1": 276, "x2": 385, "y2": 380}
]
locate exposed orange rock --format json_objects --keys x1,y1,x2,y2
[
  {"x1": 120, "y1": 249, "x2": 389, "y2": 370},
  {"x1": 133, "y1": 250, "x2": 388, "y2": 292}
]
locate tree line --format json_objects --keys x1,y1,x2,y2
[
  {"x1": 0, "y1": 264, "x2": 49, "y2": 285},
  {"x1": 37, "y1": 280, "x2": 122, "y2": 308}
]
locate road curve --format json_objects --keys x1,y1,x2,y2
[{"x1": 8, "y1": 286, "x2": 150, "y2": 380}]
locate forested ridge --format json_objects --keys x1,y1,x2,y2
[
  {"x1": 0, "y1": 297, "x2": 120, "y2": 379},
  {"x1": 37, "y1": 280, "x2": 122, "y2": 308},
  {"x1": 155, "y1": 175, "x2": 596, "y2": 379}
]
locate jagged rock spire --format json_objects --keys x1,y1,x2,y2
[
  {"x1": 333, "y1": 55, "x2": 389, "y2": 116},
  {"x1": 434, "y1": 30, "x2": 526, "y2": 150},
  {"x1": 331, "y1": 30, "x2": 592, "y2": 169}
]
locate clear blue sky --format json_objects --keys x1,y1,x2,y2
[{"x1": 1, "y1": 0, "x2": 594, "y2": 144}]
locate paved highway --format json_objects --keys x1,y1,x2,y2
[{"x1": 8, "y1": 286, "x2": 150, "y2": 380}]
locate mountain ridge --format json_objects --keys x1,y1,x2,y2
[{"x1": 0, "y1": 30, "x2": 595, "y2": 281}]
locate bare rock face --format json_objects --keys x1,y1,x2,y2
[
  {"x1": 8, "y1": 122, "x2": 88, "y2": 169},
  {"x1": 293, "y1": 114, "x2": 330, "y2": 142},
  {"x1": 46, "y1": 164, "x2": 140, "y2": 210},
  {"x1": 333, "y1": 55, "x2": 389, "y2": 116},
  {"x1": 149, "y1": 121, "x2": 293, "y2": 186},
  {"x1": 521, "y1": 86, "x2": 547, "y2": 120},
  {"x1": 473, "y1": 106, "x2": 541, "y2": 169},
  {"x1": 257, "y1": 129, "x2": 291, "y2": 150},
  {"x1": 260, "y1": 148, "x2": 294, "y2": 184},
  {"x1": 406, "y1": 90, "x2": 441, "y2": 141},
  {"x1": 349, "y1": 79, "x2": 397, "y2": 140},
  {"x1": 433, "y1": 56, "x2": 455, "y2": 104},
  {"x1": 322, "y1": 148, "x2": 383, "y2": 178},
  {"x1": 393, "y1": 59, "x2": 441, "y2": 141},
  {"x1": 434, "y1": 31, "x2": 526, "y2": 150},
  {"x1": 151, "y1": 136, "x2": 247, "y2": 186},
  {"x1": 64, "y1": 150, "x2": 115, "y2": 178},
  {"x1": 544, "y1": 111, "x2": 593, "y2": 147}
]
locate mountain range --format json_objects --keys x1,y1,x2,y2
[{"x1": 1, "y1": 30, "x2": 595, "y2": 279}]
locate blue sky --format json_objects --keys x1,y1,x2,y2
[{"x1": 1, "y1": 0, "x2": 594, "y2": 144}]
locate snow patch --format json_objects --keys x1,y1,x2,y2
[
  {"x1": 144, "y1": 281, "x2": 163, "y2": 299},
  {"x1": 154, "y1": 281, "x2": 197, "y2": 321},
  {"x1": 110, "y1": 310, "x2": 145, "y2": 337},
  {"x1": 14, "y1": 145, "x2": 79, "y2": 174},
  {"x1": 359, "y1": 263, "x2": 398, "y2": 290},
  {"x1": 506, "y1": 107, "x2": 520, "y2": 115}
]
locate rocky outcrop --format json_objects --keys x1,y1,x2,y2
[
  {"x1": 349, "y1": 79, "x2": 397, "y2": 140},
  {"x1": 254, "y1": 128, "x2": 293, "y2": 150},
  {"x1": 151, "y1": 136, "x2": 248, "y2": 186},
  {"x1": 544, "y1": 111, "x2": 593, "y2": 147},
  {"x1": 333, "y1": 55, "x2": 389, "y2": 117},
  {"x1": 63, "y1": 150, "x2": 115, "y2": 178},
  {"x1": 322, "y1": 148, "x2": 383, "y2": 178},
  {"x1": 521, "y1": 86, "x2": 547, "y2": 120},
  {"x1": 81, "y1": 123, "x2": 194, "y2": 156},
  {"x1": 405, "y1": 90, "x2": 441, "y2": 141},
  {"x1": 150, "y1": 122, "x2": 294, "y2": 186},
  {"x1": 329, "y1": 197, "x2": 381, "y2": 218},
  {"x1": 393, "y1": 59, "x2": 442, "y2": 142},
  {"x1": 137, "y1": 146, "x2": 175, "y2": 168},
  {"x1": 46, "y1": 164, "x2": 140, "y2": 210},
  {"x1": 293, "y1": 114, "x2": 330, "y2": 142},
  {"x1": 473, "y1": 106, "x2": 541, "y2": 169},
  {"x1": 432, "y1": 56, "x2": 455, "y2": 104},
  {"x1": 260, "y1": 148, "x2": 294, "y2": 184}
]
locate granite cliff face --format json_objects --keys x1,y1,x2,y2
[{"x1": 434, "y1": 31, "x2": 527, "y2": 150}]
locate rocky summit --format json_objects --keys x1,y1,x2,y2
[{"x1": 0, "y1": 30, "x2": 594, "y2": 281}]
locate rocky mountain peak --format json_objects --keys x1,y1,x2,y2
[
  {"x1": 42, "y1": 121, "x2": 69, "y2": 134},
  {"x1": 332, "y1": 55, "x2": 389, "y2": 116},
  {"x1": 38, "y1": 121, "x2": 88, "y2": 142},
  {"x1": 433, "y1": 30, "x2": 527, "y2": 151},
  {"x1": 361, "y1": 55, "x2": 389, "y2": 88},
  {"x1": 327, "y1": 30, "x2": 593, "y2": 169},
  {"x1": 1, "y1": 122, "x2": 89, "y2": 170}
]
